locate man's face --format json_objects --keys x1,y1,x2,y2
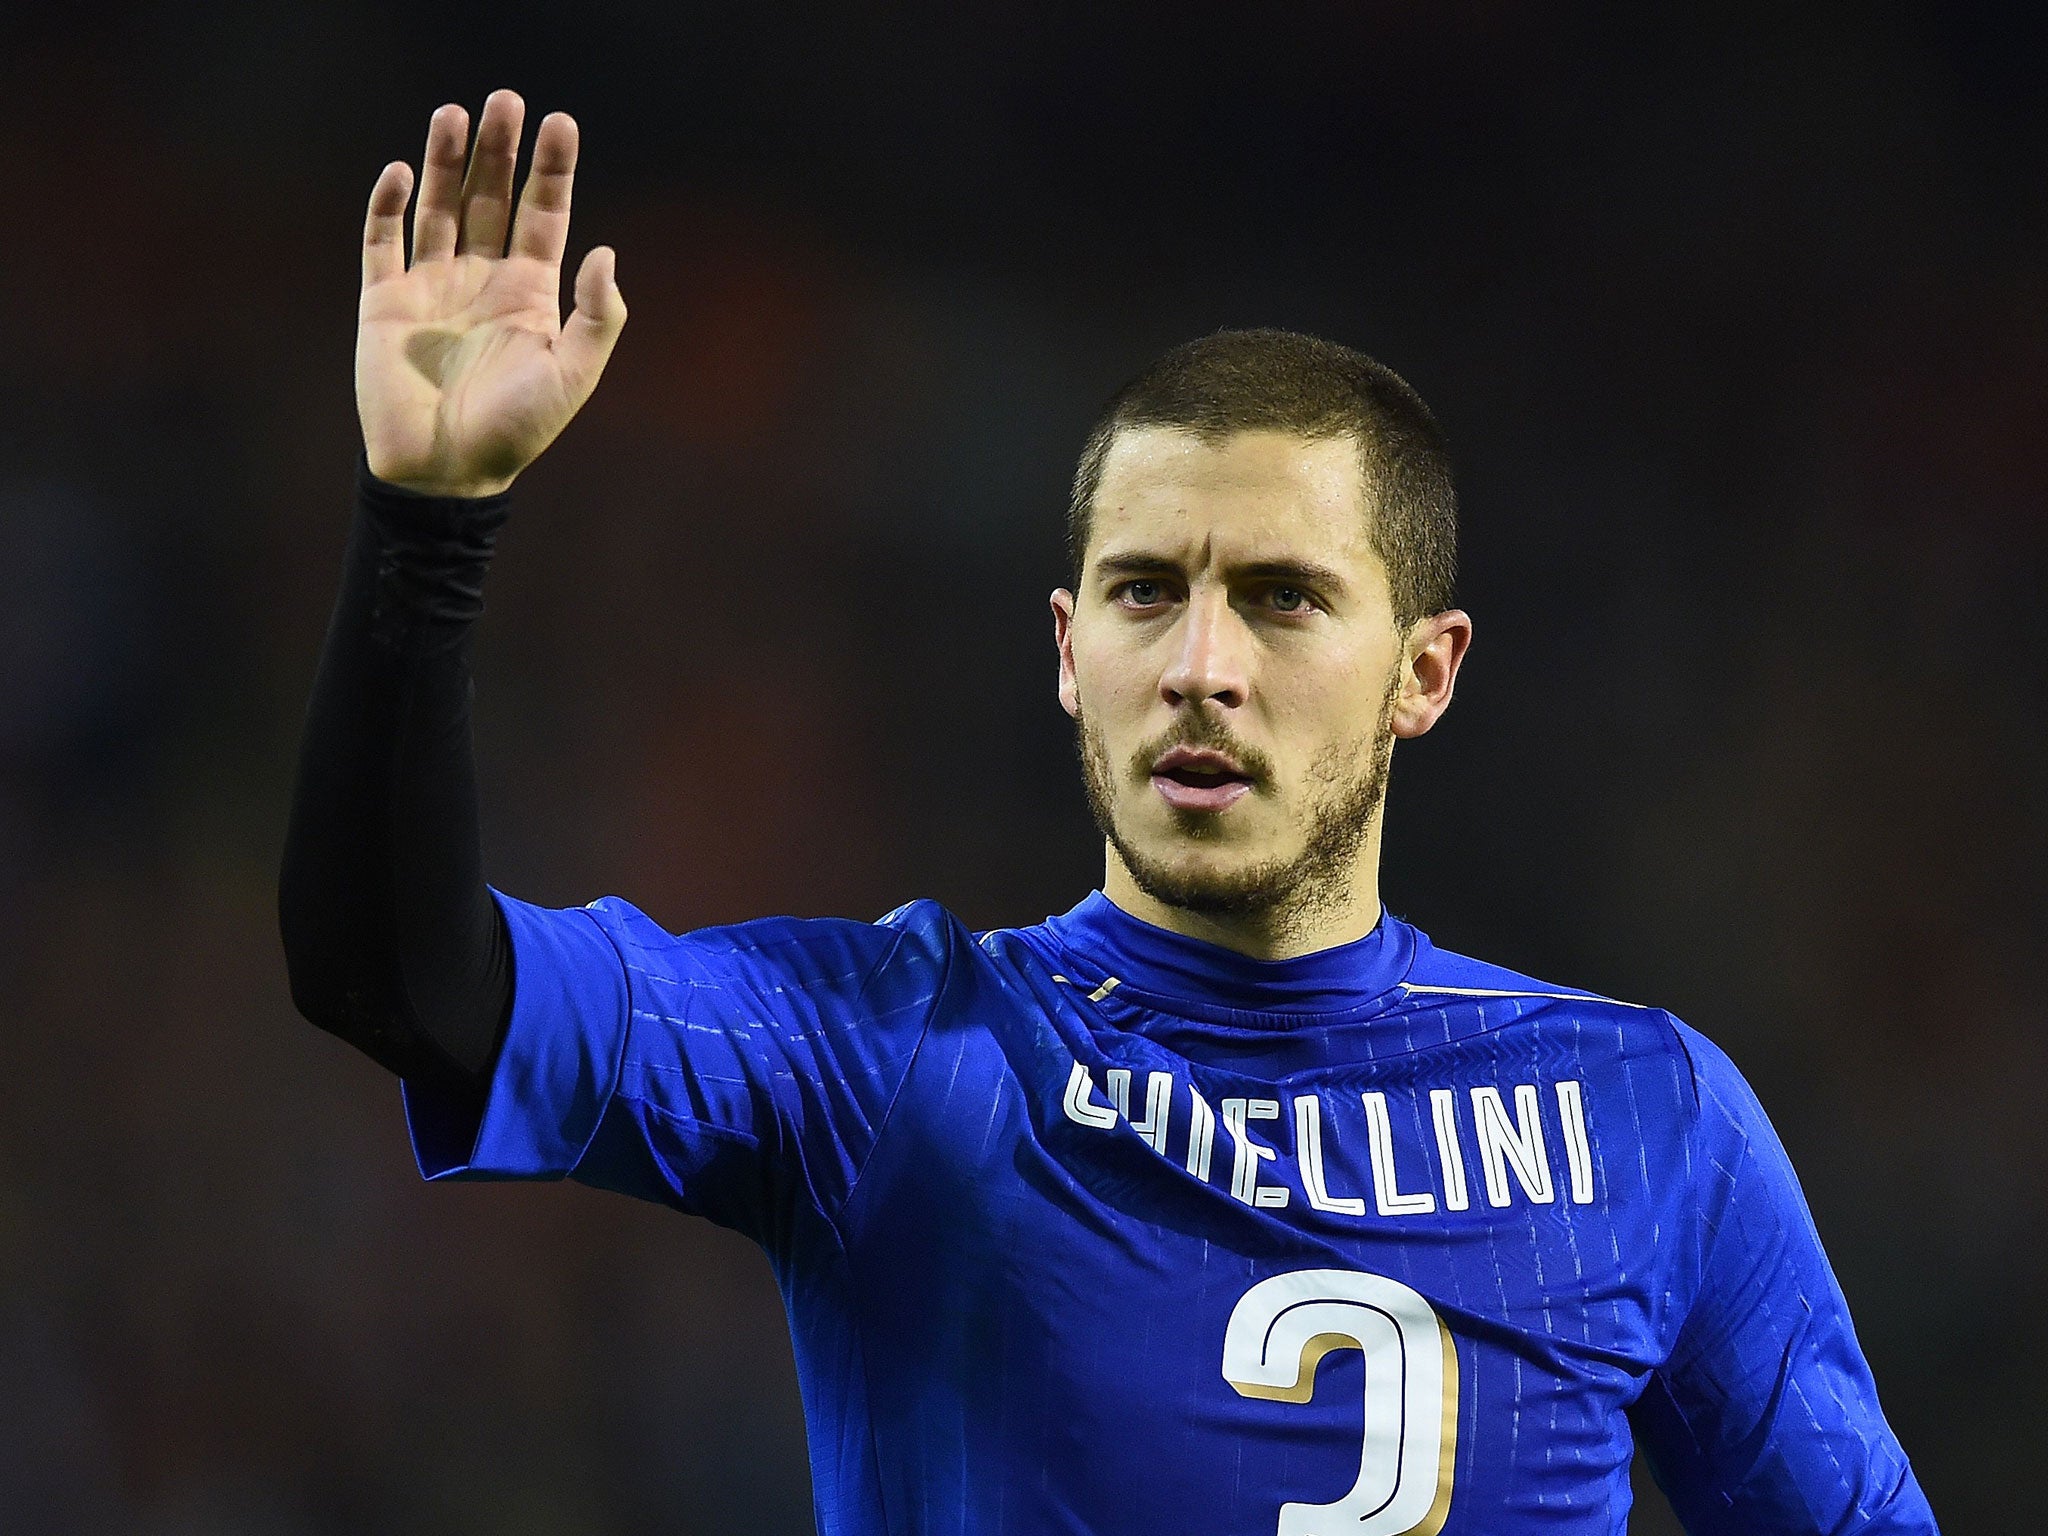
[{"x1": 1051, "y1": 427, "x2": 1465, "y2": 934}]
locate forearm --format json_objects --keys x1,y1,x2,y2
[{"x1": 278, "y1": 451, "x2": 515, "y2": 1090}]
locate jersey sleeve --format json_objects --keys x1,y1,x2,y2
[
  {"x1": 401, "y1": 889, "x2": 955, "y2": 1247},
  {"x1": 1629, "y1": 1021, "x2": 1938, "y2": 1535}
]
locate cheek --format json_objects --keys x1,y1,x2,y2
[
  {"x1": 1072, "y1": 632, "x2": 1157, "y2": 712},
  {"x1": 1267, "y1": 655, "x2": 1399, "y2": 740}
]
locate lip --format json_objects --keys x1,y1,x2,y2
[
  {"x1": 1152, "y1": 774, "x2": 1252, "y2": 812},
  {"x1": 1152, "y1": 746, "x2": 1247, "y2": 777},
  {"x1": 1148, "y1": 744, "x2": 1256, "y2": 814}
]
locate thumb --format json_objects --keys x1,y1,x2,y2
[{"x1": 558, "y1": 245, "x2": 627, "y2": 399}]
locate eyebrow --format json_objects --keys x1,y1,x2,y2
[{"x1": 1091, "y1": 550, "x2": 1353, "y2": 597}]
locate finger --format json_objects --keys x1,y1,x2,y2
[
  {"x1": 508, "y1": 110, "x2": 578, "y2": 269},
  {"x1": 457, "y1": 87, "x2": 525, "y2": 258},
  {"x1": 557, "y1": 244, "x2": 627, "y2": 400},
  {"x1": 411, "y1": 102, "x2": 471, "y2": 264},
  {"x1": 362, "y1": 160, "x2": 414, "y2": 288}
]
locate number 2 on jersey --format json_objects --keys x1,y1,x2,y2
[{"x1": 1222, "y1": 1269, "x2": 1459, "y2": 1536}]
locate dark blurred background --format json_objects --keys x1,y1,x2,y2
[{"x1": 0, "y1": 2, "x2": 2041, "y2": 1531}]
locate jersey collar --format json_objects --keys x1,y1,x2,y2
[{"x1": 1040, "y1": 888, "x2": 1418, "y2": 1019}]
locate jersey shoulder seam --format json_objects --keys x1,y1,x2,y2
[
  {"x1": 560, "y1": 902, "x2": 642, "y2": 1175},
  {"x1": 831, "y1": 901, "x2": 958, "y2": 1242},
  {"x1": 1648, "y1": 1007, "x2": 1716, "y2": 1373},
  {"x1": 1396, "y1": 979, "x2": 1653, "y2": 1006}
]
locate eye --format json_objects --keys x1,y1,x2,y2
[
  {"x1": 1115, "y1": 579, "x2": 1168, "y2": 608},
  {"x1": 1268, "y1": 586, "x2": 1315, "y2": 613}
]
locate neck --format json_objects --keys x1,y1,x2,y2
[{"x1": 1100, "y1": 822, "x2": 1387, "y2": 961}]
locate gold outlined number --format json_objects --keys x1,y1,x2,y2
[{"x1": 1222, "y1": 1269, "x2": 1459, "y2": 1536}]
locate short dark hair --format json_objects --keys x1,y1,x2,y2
[{"x1": 1066, "y1": 328, "x2": 1457, "y2": 629}]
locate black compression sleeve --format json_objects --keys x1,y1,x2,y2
[{"x1": 278, "y1": 451, "x2": 515, "y2": 1093}]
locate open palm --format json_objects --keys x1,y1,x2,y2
[{"x1": 357, "y1": 89, "x2": 626, "y2": 496}]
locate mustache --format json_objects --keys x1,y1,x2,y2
[{"x1": 1131, "y1": 713, "x2": 1275, "y2": 783}]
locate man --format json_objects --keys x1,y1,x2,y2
[{"x1": 280, "y1": 89, "x2": 1937, "y2": 1536}]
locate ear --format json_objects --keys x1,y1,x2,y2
[
  {"x1": 1051, "y1": 588, "x2": 1080, "y2": 719},
  {"x1": 1391, "y1": 609, "x2": 1472, "y2": 740}
]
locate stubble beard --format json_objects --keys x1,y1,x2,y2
[{"x1": 1074, "y1": 675, "x2": 1400, "y2": 937}]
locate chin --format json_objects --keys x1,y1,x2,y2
[{"x1": 1116, "y1": 829, "x2": 1298, "y2": 917}]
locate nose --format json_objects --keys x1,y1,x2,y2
[{"x1": 1159, "y1": 587, "x2": 1249, "y2": 710}]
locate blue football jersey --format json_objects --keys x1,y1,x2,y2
[{"x1": 404, "y1": 888, "x2": 1937, "y2": 1536}]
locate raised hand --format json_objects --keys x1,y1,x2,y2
[{"x1": 356, "y1": 89, "x2": 627, "y2": 496}]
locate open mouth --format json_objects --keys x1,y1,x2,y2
[
  {"x1": 1150, "y1": 753, "x2": 1255, "y2": 811},
  {"x1": 1160, "y1": 764, "x2": 1247, "y2": 789}
]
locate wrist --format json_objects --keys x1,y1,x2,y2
[
  {"x1": 360, "y1": 448, "x2": 516, "y2": 500},
  {"x1": 354, "y1": 450, "x2": 512, "y2": 528},
  {"x1": 368, "y1": 476, "x2": 516, "y2": 500},
  {"x1": 353, "y1": 448, "x2": 511, "y2": 641}
]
